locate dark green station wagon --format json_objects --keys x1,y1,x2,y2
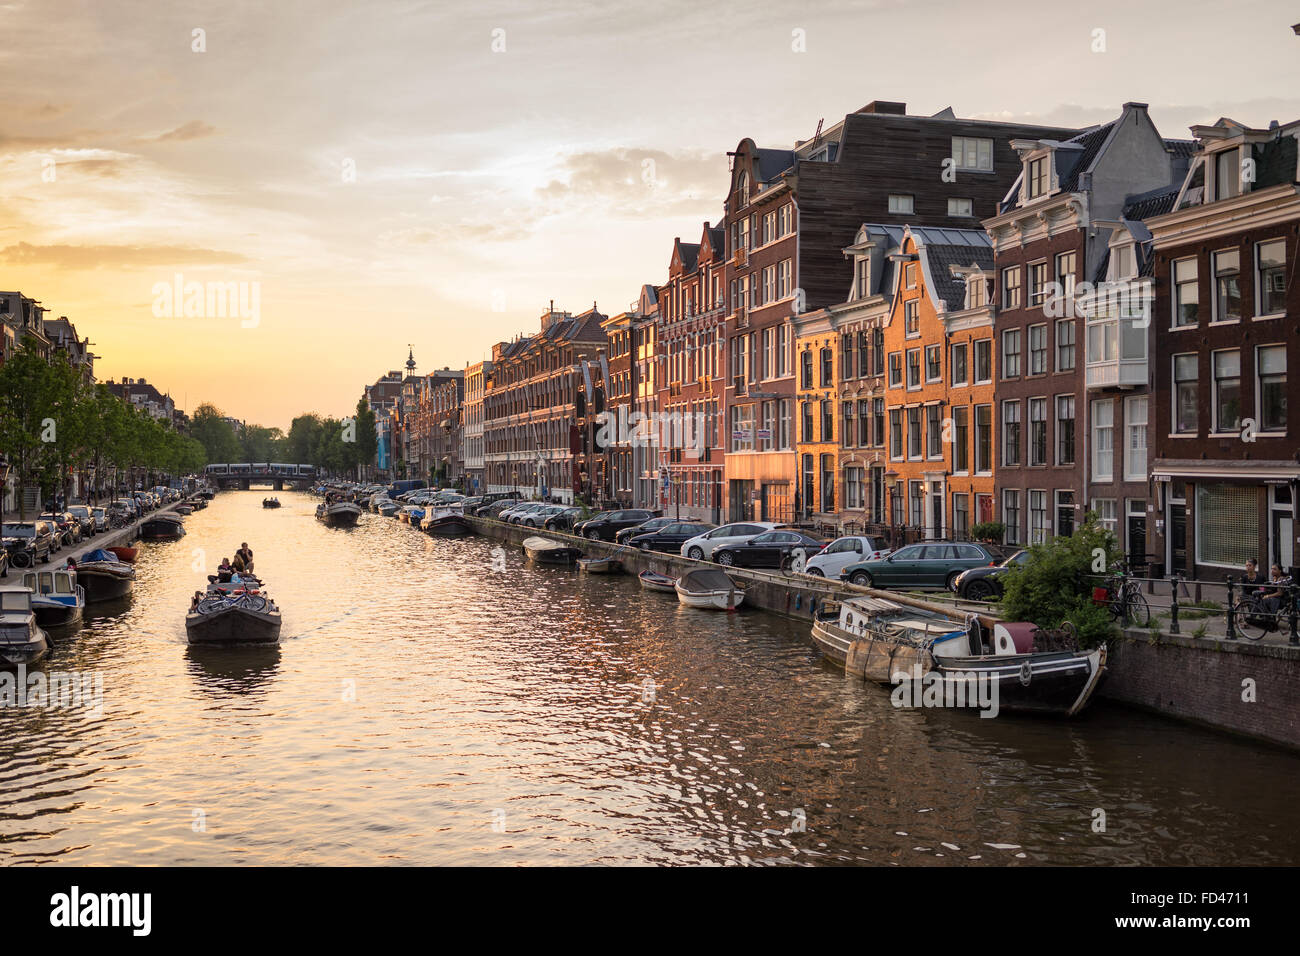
[{"x1": 838, "y1": 541, "x2": 1006, "y2": 591}]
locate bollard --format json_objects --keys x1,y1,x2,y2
[
  {"x1": 1225, "y1": 577, "x2": 1236, "y2": 641},
  {"x1": 1290, "y1": 585, "x2": 1299, "y2": 647},
  {"x1": 1169, "y1": 577, "x2": 1180, "y2": 635}
]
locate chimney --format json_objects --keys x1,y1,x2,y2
[{"x1": 858, "y1": 101, "x2": 907, "y2": 115}]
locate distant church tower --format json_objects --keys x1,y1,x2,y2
[{"x1": 406, "y1": 347, "x2": 416, "y2": 374}]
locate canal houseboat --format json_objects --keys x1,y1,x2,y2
[
  {"x1": 810, "y1": 597, "x2": 1107, "y2": 717},
  {"x1": 0, "y1": 586, "x2": 50, "y2": 667},
  {"x1": 22, "y1": 568, "x2": 85, "y2": 628},
  {"x1": 675, "y1": 569, "x2": 745, "y2": 610}
]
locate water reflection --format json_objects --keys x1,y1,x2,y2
[{"x1": 0, "y1": 489, "x2": 1297, "y2": 866}]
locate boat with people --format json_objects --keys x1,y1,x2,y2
[
  {"x1": 810, "y1": 596, "x2": 1107, "y2": 717},
  {"x1": 140, "y1": 513, "x2": 186, "y2": 540},
  {"x1": 21, "y1": 568, "x2": 85, "y2": 628},
  {"x1": 521, "y1": 536, "x2": 581, "y2": 566},
  {"x1": 75, "y1": 549, "x2": 136, "y2": 602},
  {"x1": 316, "y1": 498, "x2": 362, "y2": 528},
  {"x1": 0, "y1": 586, "x2": 50, "y2": 667},
  {"x1": 638, "y1": 569, "x2": 678, "y2": 593},
  {"x1": 675, "y1": 568, "x2": 746, "y2": 610},
  {"x1": 262, "y1": 497, "x2": 282, "y2": 509},
  {"x1": 186, "y1": 572, "x2": 282, "y2": 645}
]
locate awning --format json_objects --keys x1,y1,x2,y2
[{"x1": 1151, "y1": 459, "x2": 1300, "y2": 482}]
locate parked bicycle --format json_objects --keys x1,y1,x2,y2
[{"x1": 1093, "y1": 570, "x2": 1151, "y2": 627}]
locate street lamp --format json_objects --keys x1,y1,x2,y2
[{"x1": 0, "y1": 455, "x2": 8, "y2": 535}]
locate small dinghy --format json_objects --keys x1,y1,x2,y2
[
  {"x1": 638, "y1": 570, "x2": 678, "y2": 593},
  {"x1": 577, "y1": 556, "x2": 621, "y2": 574},
  {"x1": 187, "y1": 576, "x2": 282, "y2": 645},
  {"x1": 522, "y1": 536, "x2": 581, "y2": 566},
  {"x1": 76, "y1": 549, "x2": 136, "y2": 602},
  {"x1": 22, "y1": 568, "x2": 84, "y2": 628},
  {"x1": 0, "y1": 586, "x2": 49, "y2": 667},
  {"x1": 675, "y1": 568, "x2": 745, "y2": 610},
  {"x1": 262, "y1": 497, "x2": 282, "y2": 509},
  {"x1": 106, "y1": 546, "x2": 137, "y2": 564},
  {"x1": 316, "y1": 500, "x2": 362, "y2": 527},
  {"x1": 140, "y1": 513, "x2": 186, "y2": 540}
]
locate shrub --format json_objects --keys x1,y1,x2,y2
[
  {"x1": 971, "y1": 521, "x2": 1005, "y2": 543},
  {"x1": 997, "y1": 513, "x2": 1121, "y2": 649}
]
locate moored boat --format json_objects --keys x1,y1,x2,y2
[
  {"x1": 675, "y1": 568, "x2": 745, "y2": 610},
  {"x1": 577, "y1": 556, "x2": 621, "y2": 574},
  {"x1": 106, "y1": 546, "x2": 137, "y2": 564},
  {"x1": 810, "y1": 597, "x2": 1106, "y2": 717},
  {"x1": 420, "y1": 510, "x2": 472, "y2": 536},
  {"x1": 316, "y1": 501, "x2": 362, "y2": 527},
  {"x1": 22, "y1": 568, "x2": 84, "y2": 628},
  {"x1": 175, "y1": 504, "x2": 194, "y2": 516},
  {"x1": 140, "y1": 513, "x2": 186, "y2": 540},
  {"x1": 0, "y1": 586, "x2": 49, "y2": 667},
  {"x1": 76, "y1": 550, "x2": 136, "y2": 603},
  {"x1": 522, "y1": 536, "x2": 581, "y2": 566},
  {"x1": 638, "y1": 569, "x2": 678, "y2": 593}
]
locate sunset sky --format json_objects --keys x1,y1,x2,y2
[{"x1": 2, "y1": 0, "x2": 1297, "y2": 429}]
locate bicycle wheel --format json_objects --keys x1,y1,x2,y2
[
  {"x1": 1232, "y1": 600, "x2": 1268, "y2": 641},
  {"x1": 1126, "y1": 590, "x2": 1150, "y2": 628}
]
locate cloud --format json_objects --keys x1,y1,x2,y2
[
  {"x1": 146, "y1": 121, "x2": 218, "y2": 143},
  {"x1": 0, "y1": 242, "x2": 248, "y2": 269},
  {"x1": 538, "y1": 147, "x2": 726, "y2": 214}
]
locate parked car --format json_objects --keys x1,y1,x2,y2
[
  {"x1": 67, "y1": 505, "x2": 96, "y2": 537},
  {"x1": 481, "y1": 498, "x2": 521, "y2": 519},
  {"x1": 713, "y1": 529, "x2": 830, "y2": 569},
  {"x1": 954, "y1": 549, "x2": 1030, "y2": 600},
  {"x1": 90, "y1": 506, "x2": 109, "y2": 532},
  {"x1": 39, "y1": 513, "x2": 79, "y2": 549},
  {"x1": 542, "y1": 507, "x2": 584, "y2": 532},
  {"x1": 516, "y1": 505, "x2": 566, "y2": 528},
  {"x1": 628, "y1": 521, "x2": 716, "y2": 553},
  {"x1": 615, "y1": 516, "x2": 678, "y2": 545},
  {"x1": 840, "y1": 541, "x2": 1007, "y2": 591},
  {"x1": 502, "y1": 503, "x2": 548, "y2": 524},
  {"x1": 679, "y1": 521, "x2": 780, "y2": 561},
  {"x1": 467, "y1": 492, "x2": 520, "y2": 516},
  {"x1": 2, "y1": 521, "x2": 56, "y2": 568},
  {"x1": 572, "y1": 509, "x2": 659, "y2": 541},
  {"x1": 801, "y1": 535, "x2": 892, "y2": 578}
]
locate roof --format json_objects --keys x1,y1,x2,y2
[
  {"x1": 1056, "y1": 123, "x2": 1115, "y2": 192},
  {"x1": 1122, "y1": 183, "x2": 1182, "y2": 222},
  {"x1": 907, "y1": 226, "x2": 994, "y2": 312},
  {"x1": 754, "y1": 147, "x2": 795, "y2": 183}
]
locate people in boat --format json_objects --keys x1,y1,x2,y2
[
  {"x1": 190, "y1": 590, "x2": 203, "y2": 611},
  {"x1": 236, "y1": 542, "x2": 254, "y2": 571},
  {"x1": 217, "y1": 558, "x2": 234, "y2": 583},
  {"x1": 232, "y1": 552, "x2": 247, "y2": 574}
]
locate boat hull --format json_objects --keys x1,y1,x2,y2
[
  {"x1": 78, "y1": 568, "x2": 135, "y2": 603},
  {"x1": 422, "y1": 515, "x2": 473, "y2": 536},
  {"x1": 140, "y1": 517, "x2": 186, "y2": 540},
  {"x1": 578, "y1": 558, "x2": 621, "y2": 574},
  {"x1": 32, "y1": 601, "x2": 83, "y2": 628},
  {"x1": 0, "y1": 634, "x2": 49, "y2": 668},
  {"x1": 675, "y1": 586, "x2": 745, "y2": 610},
  {"x1": 638, "y1": 571, "x2": 677, "y2": 593},
  {"x1": 186, "y1": 605, "x2": 282, "y2": 645},
  {"x1": 521, "y1": 536, "x2": 580, "y2": 565},
  {"x1": 317, "y1": 503, "x2": 362, "y2": 527},
  {"x1": 106, "y1": 546, "x2": 137, "y2": 563}
]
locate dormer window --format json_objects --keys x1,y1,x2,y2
[
  {"x1": 1026, "y1": 156, "x2": 1050, "y2": 199},
  {"x1": 1108, "y1": 241, "x2": 1137, "y2": 281},
  {"x1": 965, "y1": 275, "x2": 988, "y2": 310},
  {"x1": 737, "y1": 171, "x2": 750, "y2": 207},
  {"x1": 1213, "y1": 148, "x2": 1240, "y2": 201},
  {"x1": 854, "y1": 256, "x2": 870, "y2": 299}
]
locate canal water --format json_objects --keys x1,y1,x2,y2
[{"x1": 1, "y1": 490, "x2": 1297, "y2": 866}]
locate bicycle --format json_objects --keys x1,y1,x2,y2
[
  {"x1": 1231, "y1": 588, "x2": 1282, "y2": 642},
  {"x1": 1095, "y1": 572, "x2": 1150, "y2": 628}
]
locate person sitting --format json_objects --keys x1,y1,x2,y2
[
  {"x1": 231, "y1": 551, "x2": 248, "y2": 574},
  {"x1": 1260, "y1": 564, "x2": 1293, "y2": 618},
  {"x1": 236, "y1": 542, "x2": 254, "y2": 572},
  {"x1": 190, "y1": 590, "x2": 203, "y2": 611},
  {"x1": 217, "y1": 557, "x2": 234, "y2": 583},
  {"x1": 1242, "y1": 558, "x2": 1264, "y2": 591}
]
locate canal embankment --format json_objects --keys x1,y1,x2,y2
[{"x1": 57, "y1": 499, "x2": 194, "y2": 566}]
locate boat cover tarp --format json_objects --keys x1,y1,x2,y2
[
  {"x1": 82, "y1": 549, "x2": 120, "y2": 563},
  {"x1": 678, "y1": 569, "x2": 739, "y2": 592}
]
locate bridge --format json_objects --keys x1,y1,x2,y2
[{"x1": 205, "y1": 463, "x2": 318, "y2": 490}]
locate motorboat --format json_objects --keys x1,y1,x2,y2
[
  {"x1": 262, "y1": 497, "x2": 282, "y2": 508},
  {"x1": 75, "y1": 549, "x2": 136, "y2": 602},
  {"x1": 186, "y1": 575, "x2": 282, "y2": 645},
  {"x1": 375, "y1": 499, "x2": 400, "y2": 518},
  {"x1": 522, "y1": 536, "x2": 581, "y2": 566},
  {"x1": 638, "y1": 570, "x2": 678, "y2": 593},
  {"x1": 398, "y1": 506, "x2": 425, "y2": 526},
  {"x1": 577, "y1": 556, "x2": 621, "y2": 574},
  {"x1": 0, "y1": 587, "x2": 50, "y2": 667},
  {"x1": 175, "y1": 504, "x2": 194, "y2": 516},
  {"x1": 106, "y1": 546, "x2": 137, "y2": 564},
  {"x1": 21, "y1": 568, "x2": 84, "y2": 628},
  {"x1": 810, "y1": 596, "x2": 1107, "y2": 717},
  {"x1": 316, "y1": 500, "x2": 362, "y2": 527},
  {"x1": 675, "y1": 568, "x2": 745, "y2": 610},
  {"x1": 140, "y1": 513, "x2": 186, "y2": 540},
  {"x1": 420, "y1": 510, "x2": 473, "y2": 536}
]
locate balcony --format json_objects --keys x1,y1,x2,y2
[{"x1": 1084, "y1": 318, "x2": 1148, "y2": 389}]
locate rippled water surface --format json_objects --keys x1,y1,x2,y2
[{"x1": 1, "y1": 490, "x2": 1297, "y2": 865}]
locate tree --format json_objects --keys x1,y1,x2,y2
[
  {"x1": 0, "y1": 351, "x2": 66, "y2": 518},
  {"x1": 190, "y1": 403, "x2": 240, "y2": 463},
  {"x1": 997, "y1": 513, "x2": 1121, "y2": 648},
  {"x1": 353, "y1": 397, "x2": 377, "y2": 480}
]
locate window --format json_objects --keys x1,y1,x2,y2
[
  {"x1": 1213, "y1": 349, "x2": 1241, "y2": 432},
  {"x1": 906, "y1": 349, "x2": 921, "y2": 388},
  {"x1": 1212, "y1": 249, "x2": 1241, "y2": 323},
  {"x1": 845, "y1": 467, "x2": 864, "y2": 510},
  {"x1": 820, "y1": 347, "x2": 833, "y2": 386},
  {"x1": 779, "y1": 399, "x2": 792, "y2": 448},
  {"x1": 1027, "y1": 155, "x2": 1049, "y2": 199},
  {"x1": 1196, "y1": 483, "x2": 1258, "y2": 568},
  {"x1": 843, "y1": 401, "x2": 856, "y2": 448},
  {"x1": 952, "y1": 136, "x2": 993, "y2": 171},
  {"x1": 889, "y1": 194, "x2": 914, "y2": 215},
  {"x1": 973, "y1": 339, "x2": 992, "y2": 383},
  {"x1": 920, "y1": 405, "x2": 940, "y2": 459},
  {"x1": 1055, "y1": 251, "x2": 1077, "y2": 301},
  {"x1": 800, "y1": 350, "x2": 813, "y2": 389},
  {"x1": 1029, "y1": 398, "x2": 1047, "y2": 465},
  {"x1": 855, "y1": 258, "x2": 870, "y2": 299},
  {"x1": 888, "y1": 352, "x2": 902, "y2": 388},
  {"x1": 953, "y1": 493, "x2": 969, "y2": 538},
  {"x1": 821, "y1": 399, "x2": 834, "y2": 442},
  {"x1": 778, "y1": 204, "x2": 793, "y2": 237},
  {"x1": 840, "y1": 333, "x2": 855, "y2": 381},
  {"x1": 778, "y1": 259, "x2": 793, "y2": 299},
  {"x1": 1173, "y1": 258, "x2": 1199, "y2": 327},
  {"x1": 1002, "y1": 267, "x2": 1022, "y2": 310},
  {"x1": 889, "y1": 408, "x2": 903, "y2": 458},
  {"x1": 857, "y1": 399, "x2": 871, "y2": 446},
  {"x1": 1001, "y1": 329, "x2": 1021, "y2": 378},
  {"x1": 966, "y1": 275, "x2": 987, "y2": 309},
  {"x1": 1028, "y1": 262, "x2": 1048, "y2": 307},
  {"x1": 1124, "y1": 396, "x2": 1147, "y2": 481},
  {"x1": 1056, "y1": 395, "x2": 1075, "y2": 465},
  {"x1": 1029, "y1": 490, "x2": 1047, "y2": 544},
  {"x1": 1174, "y1": 354, "x2": 1198, "y2": 434},
  {"x1": 909, "y1": 482, "x2": 923, "y2": 527},
  {"x1": 1056, "y1": 490, "x2": 1075, "y2": 538},
  {"x1": 925, "y1": 345, "x2": 942, "y2": 382},
  {"x1": 1055, "y1": 319, "x2": 1075, "y2": 371},
  {"x1": 1213, "y1": 148, "x2": 1240, "y2": 201},
  {"x1": 904, "y1": 298, "x2": 919, "y2": 336},
  {"x1": 907, "y1": 407, "x2": 922, "y2": 458},
  {"x1": 872, "y1": 399, "x2": 884, "y2": 447},
  {"x1": 1028, "y1": 323, "x2": 1047, "y2": 374},
  {"x1": 777, "y1": 324, "x2": 790, "y2": 377},
  {"x1": 1003, "y1": 490, "x2": 1021, "y2": 545},
  {"x1": 905, "y1": 263, "x2": 918, "y2": 289},
  {"x1": 1257, "y1": 344, "x2": 1287, "y2": 432},
  {"x1": 1093, "y1": 498, "x2": 1117, "y2": 535},
  {"x1": 1001, "y1": 400, "x2": 1021, "y2": 466},
  {"x1": 872, "y1": 328, "x2": 884, "y2": 376},
  {"x1": 951, "y1": 343, "x2": 968, "y2": 386},
  {"x1": 1257, "y1": 240, "x2": 1286, "y2": 316},
  {"x1": 953, "y1": 406, "x2": 969, "y2": 472},
  {"x1": 948, "y1": 197, "x2": 974, "y2": 217},
  {"x1": 1092, "y1": 399, "x2": 1113, "y2": 481},
  {"x1": 974, "y1": 404, "x2": 992, "y2": 474}
]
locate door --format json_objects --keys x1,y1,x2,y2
[
  {"x1": 1126, "y1": 500, "x2": 1147, "y2": 573},
  {"x1": 1169, "y1": 503, "x2": 1187, "y2": 575}
]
